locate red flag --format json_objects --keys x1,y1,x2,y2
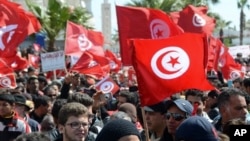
[
  {"x1": 132, "y1": 33, "x2": 214, "y2": 106},
  {"x1": 105, "y1": 49, "x2": 122, "y2": 72},
  {"x1": 127, "y1": 66, "x2": 137, "y2": 86},
  {"x1": 95, "y1": 76, "x2": 120, "y2": 94},
  {"x1": 0, "y1": 1, "x2": 41, "y2": 57},
  {"x1": 116, "y1": 5, "x2": 183, "y2": 66},
  {"x1": 170, "y1": 5, "x2": 215, "y2": 35},
  {"x1": 70, "y1": 52, "x2": 105, "y2": 79},
  {"x1": 0, "y1": 59, "x2": 16, "y2": 88},
  {"x1": 219, "y1": 47, "x2": 244, "y2": 80},
  {"x1": 1, "y1": 54, "x2": 28, "y2": 71},
  {"x1": 65, "y1": 21, "x2": 105, "y2": 57},
  {"x1": 28, "y1": 54, "x2": 40, "y2": 69}
]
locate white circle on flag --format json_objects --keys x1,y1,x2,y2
[
  {"x1": 150, "y1": 19, "x2": 170, "y2": 39},
  {"x1": 109, "y1": 60, "x2": 116, "y2": 69},
  {"x1": 0, "y1": 77, "x2": 11, "y2": 87},
  {"x1": 151, "y1": 47, "x2": 190, "y2": 79},
  {"x1": 100, "y1": 81, "x2": 114, "y2": 93},
  {"x1": 78, "y1": 34, "x2": 92, "y2": 51},
  {"x1": 192, "y1": 13, "x2": 206, "y2": 27},
  {"x1": 230, "y1": 70, "x2": 241, "y2": 79},
  {"x1": 88, "y1": 60, "x2": 97, "y2": 68}
]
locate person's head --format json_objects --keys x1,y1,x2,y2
[
  {"x1": 185, "y1": 89, "x2": 207, "y2": 115},
  {"x1": 58, "y1": 102, "x2": 90, "y2": 141},
  {"x1": 33, "y1": 95, "x2": 53, "y2": 115},
  {"x1": 242, "y1": 78, "x2": 250, "y2": 94},
  {"x1": 118, "y1": 103, "x2": 137, "y2": 123},
  {"x1": 217, "y1": 88, "x2": 248, "y2": 123},
  {"x1": 175, "y1": 116, "x2": 219, "y2": 141},
  {"x1": 38, "y1": 76, "x2": 48, "y2": 91},
  {"x1": 206, "y1": 90, "x2": 219, "y2": 109},
  {"x1": 72, "y1": 73, "x2": 81, "y2": 87},
  {"x1": 110, "y1": 111, "x2": 132, "y2": 122},
  {"x1": 165, "y1": 99, "x2": 193, "y2": 135},
  {"x1": 40, "y1": 114, "x2": 56, "y2": 132},
  {"x1": 117, "y1": 90, "x2": 138, "y2": 107},
  {"x1": 95, "y1": 119, "x2": 141, "y2": 141},
  {"x1": 0, "y1": 94, "x2": 15, "y2": 117},
  {"x1": 44, "y1": 85, "x2": 58, "y2": 101},
  {"x1": 67, "y1": 92, "x2": 94, "y2": 115},
  {"x1": 144, "y1": 101, "x2": 167, "y2": 135},
  {"x1": 51, "y1": 99, "x2": 67, "y2": 125},
  {"x1": 27, "y1": 66, "x2": 37, "y2": 77},
  {"x1": 27, "y1": 75, "x2": 39, "y2": 93},
  {"x1": 15, "y1": 132, "x2": 51, "y2": 141},
  {"x1": 14, "y1": 94, "x2": 32, "y2": 116},
  {"x1": 233, "y1": 78, "x2": 243, "y2": 89}
]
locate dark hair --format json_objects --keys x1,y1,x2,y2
[
  {"x1": 185, "y1": 89, "x2": 207, "y2": 102},
  {"x1": 243, "y1": 78, "x2": 250, "y2": 87},
  {"x1": 217, "y1": 88, "x2": 246, "y2": 108},
  {"x1": 33, "y1": 95, "x2": 52, "y2": 109},
  {"x1": 38, "y1": 76, "x2": 48, "y2": 86},
  {"x1": 67, "y1": 92, "x2": 94, "y2": 107},
  {"x1": 119, "y1": 90, "x2": 138, "y2": 106},
  {"x1": 27, "y1": 76, "x2": 38, "y2": 84},
  {"x1": 58, "y1": 102, "x2": 89, "y2": 125},
  {"x1": 15, "y1": 132, "x2": 51, "y2": 141},
  {"x1": 51, "y1": 99, "x2": 67, "y2": 120}
]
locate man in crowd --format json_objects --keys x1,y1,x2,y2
[
  {"x1": 213, "y1": 88, "x2": 248, "y2": 131},
  {"x1": 57, "y1": 102, "x2": 90, "y2": 141},
  {"x1": 0, "y1": 94, "x2": 31, "y2": 140},
  {"x1": 144, "y1": 101, "x2": 167, "y2": 141},
  {"x1": 160, "y1": 99, "x2": 193, "y2": 141}
]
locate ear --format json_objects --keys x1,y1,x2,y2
[{"x1": 58, "y1": 124, "x2": 64, "y2": 134}]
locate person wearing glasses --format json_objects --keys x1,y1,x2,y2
[
  {"x1": 160, "y1": 98, "x2": 193, "y2": 141},
  {"x1": 57, "y1": 102, "x2": 90, "y2": 141}
]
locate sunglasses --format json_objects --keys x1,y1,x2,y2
[{"x1": 165, "y1": 112, "x2": 186, "y2": 121}]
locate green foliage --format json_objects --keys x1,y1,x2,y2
[{"x1": 25, "y1": 0, "x2": 92, "y2": 51}]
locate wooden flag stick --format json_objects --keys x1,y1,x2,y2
[{"x1": 141, "y1": 107, "x2": 150, "y2": 141}]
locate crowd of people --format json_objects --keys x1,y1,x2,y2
[{"x1": 0, "y1": 60, "x2": 250, "y2": 141}]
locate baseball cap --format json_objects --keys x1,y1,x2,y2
[
  {"x1": 144, "y1": 101, "x2": 167, "y2": 114},
  {"x1": 175, "y1": 116, "x2": 219, "y2": 141},
  {"x1": 14, "y1": 94, "x2": 33, "y2": 110},
  {"x1": 166, "y1": 99, "x2": 193, "y2": 116}
]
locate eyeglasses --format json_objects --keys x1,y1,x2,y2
[
  {"x1": 66, "y1": 122, "x2": 89, "y2": 129},
  {"x1": 165, "y1": 112, "x2": 186, "y2": 121}
]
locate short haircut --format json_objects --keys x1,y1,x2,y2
[
  {"x1": 27, "y1": 76, "x2": 38, "y2": 84},
  {"x1": 15, "y1": 132, "x2": 51, "y2": 141},
  {"x1": 243, "y1": 78, "x2": 250, "y2": 87},
  {"x1": 67, "y1": 92, "x2": 94, "y2": 107},
  {"x1": 33, "y1": 95, "x2": 52, "y2": 109},
  {"x1": 119, "y1": 90, "x2": 138, "y2": 106},
  {"x1": 58, "y1": 102, "x2": 89, "y2": 125},
  {"x1": 185, "y1": 89, "x2": 206, "y2": 102},
  {"x1": 51, "y1": 99, "x2": 67, "y2": 120},
  {"x1": 217, "y1": 88, "x2": 246, "y2": 108}
]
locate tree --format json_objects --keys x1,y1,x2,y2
[
  {"x1": 126, "y1": 0, "x2": 177, "y2": 12},
  {"x1": 25, "y1": 0, "x2": 92, "y2": 51},
  {"x1": 237, "y1": 0, "x2": 250, "y2": 45}
]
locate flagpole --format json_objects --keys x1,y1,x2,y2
[
  {"x1": 141, "y1": 107, "x2": 150, "y2": 141},
  {"x1": 53, "y1": 70, "x2": 56, "y2": 80}
]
